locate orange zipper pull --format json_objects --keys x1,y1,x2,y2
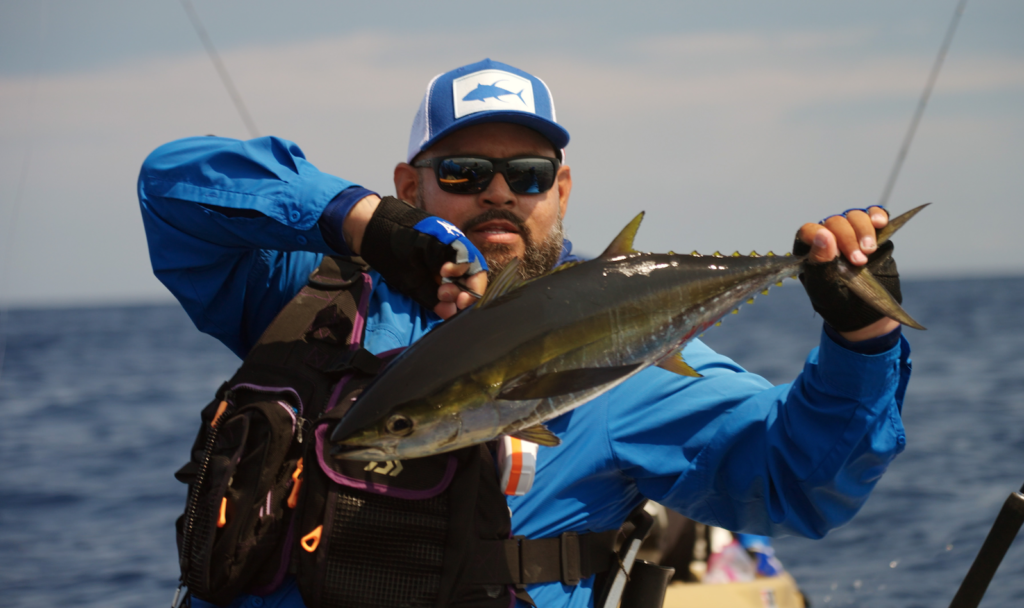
[
  {"x1": 217, "y1": 497, "x2": 229, "y2": 528},
  {"x1": 287, "y1": 458, "x2": 304, "y2": 509},
  {"x1": 211, "y1": 400, "x2": 229, "y2": 428},
  {"x1": 301, "y1": 525, "x2": 322, "y2": 552}
]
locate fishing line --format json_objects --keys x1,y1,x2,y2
[
  {"x1": 877, "y1": 0, "x2": 967, "y2": 208},
  {"x1": 0, "y1": 0, "x2": 49, "y2": 385},
  {"x1": 179, "y1": 0, "x2": 261, "y2": 138}
]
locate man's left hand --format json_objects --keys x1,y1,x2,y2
[
  {"x1": 435, "y1": 262, "x2": 488, "y2": 319},
  {"x1": 796, "y1": 206, "x2": 901, "y2": 341}
]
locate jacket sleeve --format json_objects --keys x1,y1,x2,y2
[
  {"x1": 137, "y1": 135, "x2": 359, "y2": 357},
  {"x1": 607, "y1": 330, "x2": 911, "y2": 539}
]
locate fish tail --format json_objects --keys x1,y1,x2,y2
[
  {"x1": 515, "y1": 89, "x2": 525, "y2": 104},
  {"x1": 875, "y1": 203, "x2": 929, "y2": 245},
  {"x1": 837, "y1": 263, "x2": 926, "y2": 330},
  {"x1": 833, "y1": 204, "x2": 929, "y2": 330}
]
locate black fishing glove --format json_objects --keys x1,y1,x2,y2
[
  {"x1": 794, "y1": 238, "x2": 902, "y2": 333},
  {"x1": 360, "y1": 196, "x2": 487, "y2": 309}
]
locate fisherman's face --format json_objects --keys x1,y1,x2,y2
[{"x1": 396, "y1": 123, "x2": 572, "y2": 280}]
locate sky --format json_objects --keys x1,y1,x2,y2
[{"x1": 0, "y1": 0, "x2": 1021, "y2": 307}]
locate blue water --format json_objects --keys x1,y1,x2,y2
[{"x1": 1, "y1": 278, "x2": 1023, "y2": 607}]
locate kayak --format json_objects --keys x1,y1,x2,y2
[{"x1": 663, "y1": 572, "x2": 806, "y2": 608}]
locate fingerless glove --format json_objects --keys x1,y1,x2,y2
[
  {"x1": 360, "y1": 196, "x2": 487, "y2": 309},
  {"x1": 794, "y1": 239, "x2": 902, "y2": 333}
]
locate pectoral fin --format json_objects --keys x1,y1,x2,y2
[
  {"x1": 656, "y1": 351, "x2": 702, "y2": 377},
  {"x1": 499, "y1": 364, "x2": 641, "y2": 400},
  {"x1": 509, "y1": 424, "x2": 560, "y2": 447}
]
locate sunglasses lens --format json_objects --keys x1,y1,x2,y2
[
  {"x1": 436, "y1": 158, "x2": 493, "y2": 193},
  {"x1": 505, "y1": 158, "x2": 556, "y2": 194}
]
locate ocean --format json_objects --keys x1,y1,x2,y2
[{"x1": 1, "y1": 277, "x2": 1023, "y2": 607}]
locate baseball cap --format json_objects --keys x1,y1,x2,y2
[{"x1": 407, "y1": 58, "x2": 569, "y2": 163}]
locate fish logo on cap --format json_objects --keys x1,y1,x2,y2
[
  {"x1": 452, "y1": 69, "x2": 536, "y2": 119},
  {"x1": 462, "y1": 81, "x2": 526, "y2": 105}
]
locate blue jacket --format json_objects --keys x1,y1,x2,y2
[{"x1": 139, "y1": 136, "x2": 911, "y2": 608}]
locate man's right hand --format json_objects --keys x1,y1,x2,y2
[{"x1": 344, "y1": 195, "x2": 488, "y2": 319}]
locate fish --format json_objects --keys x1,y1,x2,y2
[
  {"x1": 462, "y1": 81, "x2": 526, "y2": 104},
  {"x1": 329, "y1": 205, "x2": 928, "y2": 461}
]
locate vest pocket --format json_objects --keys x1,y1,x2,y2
[{"x1": 177, "y1": 390, "x2": 303, "y2": 605}]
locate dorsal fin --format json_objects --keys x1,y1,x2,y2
[
  {"x1": 599, "y1": 212, "x2": 645, "y2": 259},
  {"x1": 477, "y1": 259, "x2": 523, "y2": 309}
]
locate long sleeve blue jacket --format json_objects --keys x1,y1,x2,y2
[{"x1": 138, "y1": 136, "x2": 911, "y2": 608}]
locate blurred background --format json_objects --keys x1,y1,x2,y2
[
  {"x1": 0, "y1": 0, "x2": 1022, "y2": 306},
  {"x1": 1, "y1": 1, "x2": 1022, "y2": 607}
]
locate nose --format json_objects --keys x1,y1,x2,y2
[{"x1": 478, "y1": 172, "x2": 515, "y2": 208}]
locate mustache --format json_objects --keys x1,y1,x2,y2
[{"x1": 462, "y1": 209, "x2": 531, "y2": 240}]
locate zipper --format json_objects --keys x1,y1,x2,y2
[{"x1": 179, "y1": 389, "x2": 237, "y2": 581}]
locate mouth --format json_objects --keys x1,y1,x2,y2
[
  {"x1": 329, "y1": 442, "x2": 389, "y2": 462},
  {"x1": 467, "y1": 220, "x2": 521, "y2": 246}
]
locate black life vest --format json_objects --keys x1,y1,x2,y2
[{"x1": 173, "y1": 256, "x2": 616, "y2": 608}]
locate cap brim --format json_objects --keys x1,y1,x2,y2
[{"x1": 413, "y1": 111, "x2": 570, "y2": 162}]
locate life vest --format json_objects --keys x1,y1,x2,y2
[{"x1": 173, "y1": 256, "x2": 617, "y2": 608}]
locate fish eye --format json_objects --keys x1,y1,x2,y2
[{"x1": 385, "y1": 415, "x2": 414, "y2": 437}]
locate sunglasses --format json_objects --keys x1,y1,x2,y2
[{"x1": 412, "y1": 155, "x2": 560, "y2": 195}]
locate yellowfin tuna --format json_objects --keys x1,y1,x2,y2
[{"x1": 330, "y1": 205, "x2": 927, "y2": 460}]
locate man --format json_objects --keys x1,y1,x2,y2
[{"x1": 139, "y1": 59, "x2": 910, "y2": 608}]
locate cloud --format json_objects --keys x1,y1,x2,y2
[{"x1": 1, "y1": 26, "x2": 1022, "y2": 305}]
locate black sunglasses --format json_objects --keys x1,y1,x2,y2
[{"x1": 412, "y1": 155, "x2": 560, "y2": 195}]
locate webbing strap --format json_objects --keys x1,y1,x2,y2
[{"x1": 467, "y1": 530, "x2": 617, "y2": 587}]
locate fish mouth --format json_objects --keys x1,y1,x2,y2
[{"x1": 329, "y1": 442, "x2": 390, "y2": 462}]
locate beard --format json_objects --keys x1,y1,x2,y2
[
  {"x1": 415, "y1": 186, "x2": 565, "y2": 282},
  {"x1": 463, "y1": 209, "x2": 565, "y2": 282}
]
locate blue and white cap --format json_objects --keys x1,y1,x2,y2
[{"x1": 407, "y1": 58, "x2": 569, "y2": 163}]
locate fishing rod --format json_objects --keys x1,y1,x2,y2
[
  {"x1": 949, "y1": 482, "x2": 1024, "y2": 608},
  {"x1": 876, "y1": 0, "x2": 1022, "y2": 603},
  {"x1": 877, "y1": 0, "x2": 967, "y2": 209},
  {"x1": 0, "y1": 0, "x2": 49, "y2": 386},
  {"x1": 179, "y1": 0, "x2": 261, "y2": 139}
]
